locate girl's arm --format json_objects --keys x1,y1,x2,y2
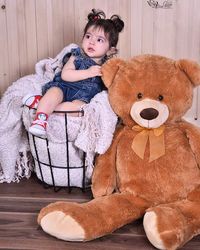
[{"x1": 61, "y1": 55, "x2": 102, "y2": 82}]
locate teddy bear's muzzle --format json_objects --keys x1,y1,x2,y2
[{"x1": 130, "y1": 98, "x2": 169, "y2": 129}]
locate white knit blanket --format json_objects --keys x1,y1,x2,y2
[
  {"x1": 0, "y1": 43, "x2": 118, "y2": 185},
  {"x1": 22, "y1": 91, "x2": 117, "y2": 187}
]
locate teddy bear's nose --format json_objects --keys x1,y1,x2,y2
[{"x1": 140, "y1": 108, "x2": 159, "y2": 120}]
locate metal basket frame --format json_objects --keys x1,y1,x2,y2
[{"x1": 27, "y1": 108, "x2": 87, "y2": 192}]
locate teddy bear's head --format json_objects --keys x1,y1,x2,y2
[{"x1": 102, "y1": 55, "x2": 200, "y2": 128}]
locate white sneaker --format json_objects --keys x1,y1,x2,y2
[
  {"x1": 29, "y1": 113, "x2": 48, "y2": 137},
  {"x1": 22, "y1": 94, "x2": 42, "y2": 109}
]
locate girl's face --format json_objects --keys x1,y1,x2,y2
[{"x1": 82, "y1": 26, "x2": 110, "y2": 63}]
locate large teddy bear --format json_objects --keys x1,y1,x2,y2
[{"x1": 38, "y1": 54, "x2": 200, "y2": 250}]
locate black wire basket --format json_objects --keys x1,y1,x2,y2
[{"x1": 25, "y1": 107, "x2": 89, "y2": 192}]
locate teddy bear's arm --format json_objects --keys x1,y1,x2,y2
[
  {"x1": 179, "y1": 121, "x2": 200, "y2": 166},
  {"x1": 91, "y1": 126, "x2": 124, "y2": 198}
]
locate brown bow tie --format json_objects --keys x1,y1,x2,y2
[{"x1": 131, "y1": 125, "x2": 165, "y2": 162}]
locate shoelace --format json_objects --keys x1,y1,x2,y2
[{"x1": 32, "y1": 119, "x2": 47, "y2": 128}]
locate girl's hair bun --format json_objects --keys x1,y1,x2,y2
[
  {"x1": 110, "y1": 15, "x2": 124, "y2": 33},
  {"x1": 88, "y1": 9, "x2": 106, "y2": 22}
]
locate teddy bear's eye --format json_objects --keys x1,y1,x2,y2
[
  {"x1": 137, "y1": 93, "x2": 143, "y2": 99},
  {"x1": 158, "y1": 95, "x2": 164, "y2": 101}
]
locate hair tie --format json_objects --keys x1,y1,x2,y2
[
  {"x1": 93, "y1": 15, "x2": 101, "y2": 21},
  {"x1": 88, "y1": 9, "x2": 106, "y2": 22}
]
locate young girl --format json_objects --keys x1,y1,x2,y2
[{"x1": 23, "y1": 9, "x2": 124, "y2": 137}]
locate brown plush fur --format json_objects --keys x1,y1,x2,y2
[{"x1": 38, "y1": 55, "x2": 200, "y2": 250}]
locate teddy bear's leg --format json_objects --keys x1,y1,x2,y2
[
  {"x1": 38, "y1": 193, "x2": 150, "y2": 241},
  {"x1": 143, "y1": 188, "x2": 200, "y2": 250}
]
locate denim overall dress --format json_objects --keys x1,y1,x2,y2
[{"x1": 42, "y1": 47, "x2": 106, "y2": 103}]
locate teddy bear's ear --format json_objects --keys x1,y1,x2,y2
[
  {"x1": 176, "y1": 59, "x2": 200, "y2": 87},
  {"x1": 102, "y1": 58, "x2": 126, "y2": 88}
]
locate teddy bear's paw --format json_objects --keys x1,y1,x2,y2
[
  {"x1": 92, "y1": 185, "x2": 114, "y2": 198},
  {"x1": 40, "y1": 211, "x2": 85, "y2": 241},
  {"x1": 143, "y1": 211, "x2": 166, "y2": 250},
  {"x1": 92, "y1": 181, "x2": 115, "y2": 198}
]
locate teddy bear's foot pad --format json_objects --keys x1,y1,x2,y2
[
  {"x1": 143, "y1": 211, "x2": 165, "y2": 250},
  {"x1": 40, "y1": 211, "x2": 85, "y2": 241}
]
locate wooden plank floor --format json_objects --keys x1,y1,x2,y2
[{"x1": 0, "y1": 174, "x2": 200, "y2": 250}]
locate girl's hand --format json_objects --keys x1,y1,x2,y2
[{"x1": 88, "y1": 65, "x2": 102, "y2": 77}]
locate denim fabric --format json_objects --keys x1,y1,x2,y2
[{"x1": 42, "y1": 47, "x2": 106, "y2": 103}]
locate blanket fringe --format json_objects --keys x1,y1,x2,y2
[{"x1": 0, "y1": 150, "x2": 34, "y2": 183}]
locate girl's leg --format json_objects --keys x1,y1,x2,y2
[
  {"x1": 37, "y1": 87, "x2": 63, "y2": 115},
  {"x1": 55, "y1": 100, "x2": 86, "y2": 117},
  {"x1": 29, "y1": 87, "x2": 63, "y2": 137}
]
